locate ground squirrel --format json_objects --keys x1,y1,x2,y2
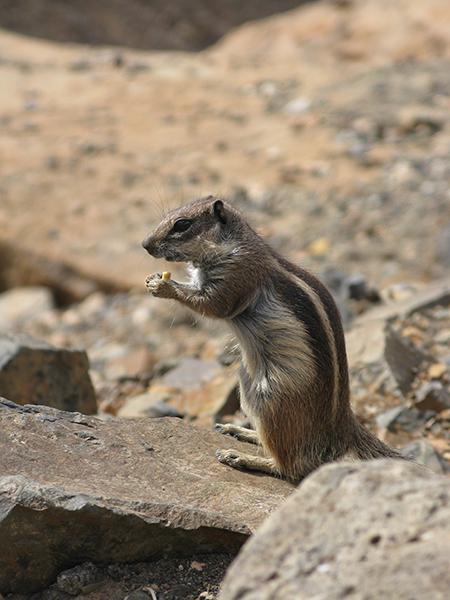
[{"x1": 142, "y1": 196, "x2": 402, "y2": 482}]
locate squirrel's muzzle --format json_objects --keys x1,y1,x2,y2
[{"x1": 142, "y1": 235, "x2": 161, "y2": 257}]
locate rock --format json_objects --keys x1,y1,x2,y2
[
  {"x1": 0, "y1": 240, "x2": 123, "y2": 306},
  {"x1": 168, "y1": 371, "x2": 240, "y2": 425},
  {"x1": 414, "y1": 381, "x2": 450, "y2": 412},
  {"x1": 375, "y1": 405, "x2": 405, "y2": 430},
  {"x1": 56, "y1": 562, "x2": 105, "y2": 595},
  {"x1": 375, "y1": 406, "x2": 434, "y2": 433},
  {"x1": 145, "y1": 359, "x2": 241, "y2": 423},
  {"x1": 0, "y1": 399, "x2": 292, "y2": 594},
  {"x1": 117, "y1": 367, "x2": 240, "y2": 427},
  {"x1": 161, "y1": 358, "x2": 222, "y2": 389},
  {"x1": 0, "y1": 286, "x2": 54, "y2": 331},
  {"x1": 381, "y1": 282, "x2": 418, "y2": 303},
  {"x1": 283, "y1": 97, "x2": 311, "y2": 115},
  {"x1": 0, "y1": 334, "x2": 96, "y2": 414},
  {"x1": 220, "y1": 460, "x2": 450, "y2": 600},
  {"x1": 117, "y1": 388, "x2": 184, "y2": 419},
  {"x1": 124, "y1": 592, "x2": 155, "y2": 600},
  {"x1": 401, "y1": 440, "x2": 449, "y2": 474},
  {"x1": 397, "y1": 107, "x2": 445, "y2": 136},
  {"x1": 214, "y1": 383, "x2": 240, "y2": 422},
  {"x1": 384, "y1": 321, "x2": 430, "y2": 395},
  {"x1": 104, "y1": 345, "x2": 156, "y2": 381},
  {"x1": 346, "y1": 273, "x2": 381, "y2": 303},
  {"x1": 320, "y1": 266, "x2": 353, "y2": 324},
  {"x1": 436, "y1": 226, "x2": 450, "y2": 266},
  {"x1": 428, "y1": 362, "x2": 447, "y2": 380},
  {"x1": 346, "y1": 277, "x2": 450, "y2": 368},
  {"x1": 145, "y1": 400, "x2": 185, "y2": 418},
  {"x1": 307, "y1": 237, "x2": 330, "y2": 257}
]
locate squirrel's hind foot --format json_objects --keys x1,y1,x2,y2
[
  {"x1": 215, "y1": 448, "x2": 278, "y2": 477},
  {"x1": 214, "y1": 423, "x2": 260, "y2": 445}
]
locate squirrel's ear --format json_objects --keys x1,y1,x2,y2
[{"x1": 213, "y1": 199, "x2": 227, "y2": 224}]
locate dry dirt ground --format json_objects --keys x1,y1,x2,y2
[
  {"x1": 1, "y1": 0, "x2": 449, "y2": 295},
  {"x1": 1, "y1": 1, "x2": 450, "y2": 598}
]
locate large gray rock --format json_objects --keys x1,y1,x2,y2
[
  {"x1": 220, "y1": 460, "x2": 450, "y2": 600},
  {"x1": 0, "y1": 334, "x2": 96, "y2": 414},
  {"x1": 0, "y1": 399, "x2": 293, "y2": 594}
]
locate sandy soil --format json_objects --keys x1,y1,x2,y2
[{"x1": 1, "y1": 0, "x2": 449, "y2": 295}]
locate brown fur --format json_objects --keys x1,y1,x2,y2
[{"x1": 143, "y1": 196, "x2": 403, "y2": 482}]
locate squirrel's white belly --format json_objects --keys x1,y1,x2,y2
[{"x1": 230, "y1": 287, "x2": 317, "y2": 402}]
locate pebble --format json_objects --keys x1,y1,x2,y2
[
  {"x1": 401, "y1": 440, "x2": 448, "y2": 474},
  {"x1": 376, "y1": 406, "x2": 434, "y2": 433},
  {"x1": 124, "y1": 591, "x2": 154, "y2": 600},
  {"x1": 283, "y1": 97, "x2": 311, "y2": 115},
  {"x1": 414, "y1": 381, "x2": 450, "y2": 413},
  {"x1": 0, "y1": 287, "x2": 54, "y2": 331},
  {"x1": 162, "y1": 358, "x2": 222, "y2": 390},
  {"x1": 428, "y1": 363, "x2": 447, "y2": 380},
  {"x1": 57, "y1": 562, "x2": 104, "y2": 594}
]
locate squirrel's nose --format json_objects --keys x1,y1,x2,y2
[
  {"x1": 142, "y1": 235, "x2": 161, "y2": 257},
  {"x1": 142, "y1": 235, "x2": 154, "y2": 254}
]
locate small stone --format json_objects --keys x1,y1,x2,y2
[
  {"x1": 376, "y1": 406, "x2": 433, "y2": 433},
  {"x1": 381, "y1": 283, "x2": 418, "y2": 303},
  {"x1": 346, "y1": 274, "x2": 380, "y2": 302},
  {"x1": 376, "y1": 406, "x2": 405, "y2": 430},
  {"x1": 283, "y1": 97, "x2": 311, "y2": 115},
  {"x1": 77, "y1": 292, "x2": 107, "y2": 317},
  {"x1": 57, "y1": 562, "x2": 104, "y2": 595},
  {"x1": 117, "y1": 388, "x2": 185, "y2": 419},
  {"x1": 428, "y1": 363, "x2": 447, "y2": 380},
  {"x1": 147, "y1": 400, "x2": 185, "y2": 418},
  {"x1": 162, "y1": 358, "x2": 222, "y2": 390},
  {"x1": 398, "y1": 107, "x2": 444, "y2": 136},
  {"x1": 191, "y1": 560, "x2": 206, "y2": 571},
  {"x1": 0, "y1": 287, "x2": 54, "y2": 331},
  {"x1": 414, "y1": 381, "x2": 450, "y2": 413},
  {"x1": 401, "y1": 440, "x2": 448, "y2": 474},
  {"x1": 69, "y1": 59, "x2": 91, "y2": 71},
  {"x1": 124, "y1": 592, "x2": 153, "y2": 600},
  {"x1": 401, "y1": 326, "x2": 424, "y2": 343},
  {"x1": 307, "y1": 238, "x2": 330, "y2": 257},
  {"x1": 435, "y1": 329, "x2": 450, "y2": 344},
  {"x1": 166, "y1": 366, "x2": 240, "y2": 422},
  {"x1": 169, "y1": 584, "x2": 190, "y2": 598},
  {"x1": 436, "y1": 227, "x2": 450, "y2": 265},
  {"x1": 105, "y1": 345, "x2": 155, "y2": 380},
  {"x1": 384, "y1": 323, "x2": 430, "y2": 395}
]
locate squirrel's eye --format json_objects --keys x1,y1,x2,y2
[{"x1": 172, "y1": 219, "x2": 192, "y2": 233}]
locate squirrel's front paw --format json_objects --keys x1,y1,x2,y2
[{"x1": 145, "y1": 273, "x2": 175, "y2": 298}]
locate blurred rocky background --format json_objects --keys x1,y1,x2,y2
[{"x1": 0, "y1": 1, "x2": 450, "y2": 598}]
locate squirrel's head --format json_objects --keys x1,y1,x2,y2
[{"x1": 142, "y1": 195, "x2": 239, "y2": 265}]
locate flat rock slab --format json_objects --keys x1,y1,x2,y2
[
  {"x1": 0, "y1": 399, "x2": 293, "y2": 594},
  {"x1": 220, "y1": 460, "x2": 450, "y2": 600}
]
